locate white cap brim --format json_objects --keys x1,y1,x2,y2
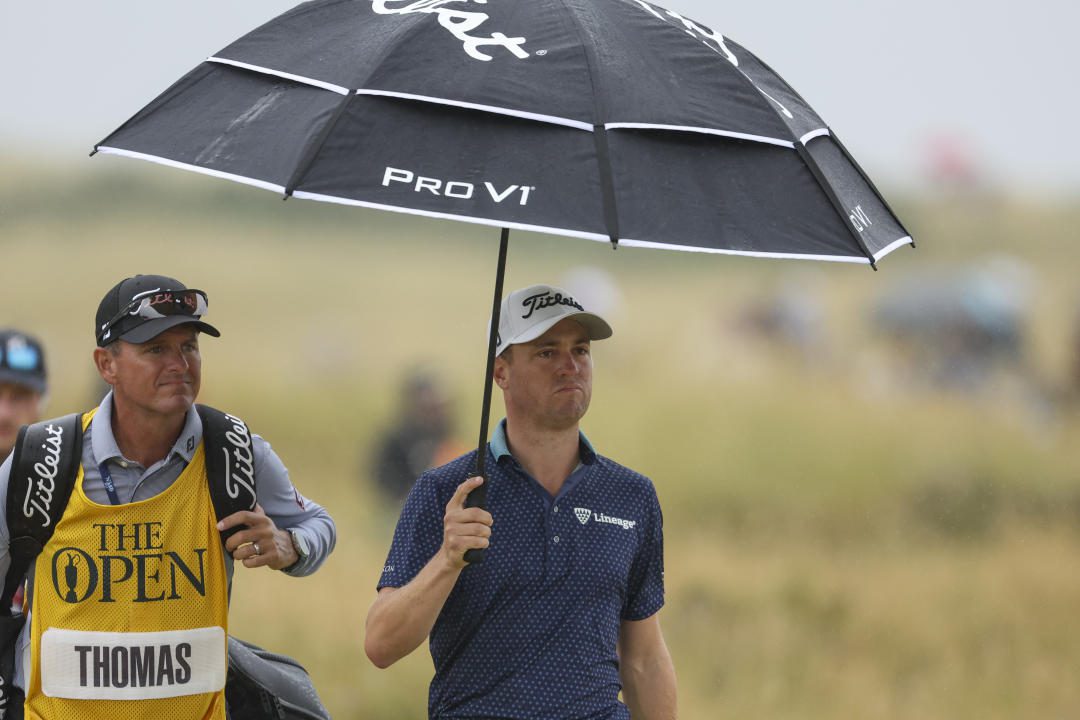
[{"x1": 497, "y1": 311, "x2": 612, "y2": 356}]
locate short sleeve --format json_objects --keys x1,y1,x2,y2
[
  {"x1": 621, "y1": 483, "x2": 665, "y2": 621},
  {"x1": 377, "y1": 472, "x2": 444, "y2": 590}
]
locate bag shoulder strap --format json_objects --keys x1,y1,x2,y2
[
  {"x1": 2, "y1": 413, "x2": 83, "y2": 612},
  {"x1": 196, "y1": 405, "x2": 258, "y2": 544}
]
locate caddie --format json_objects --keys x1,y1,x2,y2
[{"x1": 0, "y1": 274, "x2": 336, "y2": 720}]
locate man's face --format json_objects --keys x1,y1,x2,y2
[
  {"x1": 495, "y1": 318, "x2": 593, "y2": 431},
  {"x1": 96, "y1": 325, "x2": 202, "y2": 419},
  {"x1": 0, "y1": 382, "x2": 42, "y2": 459}
]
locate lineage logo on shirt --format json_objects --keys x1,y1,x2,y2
[{"x1": 574, "y1": 507, "x2": 637, "y2": 530}]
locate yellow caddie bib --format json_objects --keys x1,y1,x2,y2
[{"x1": 25, "y1": 410, "x2": 229, "y2": 720}]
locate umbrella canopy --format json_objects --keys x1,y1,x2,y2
[
  {"x1": 93, "y1": 0, "x2": 915, "y2": 560},
  {"x1": 95, "y1": 0, "x2": 912, "y2": 265}
]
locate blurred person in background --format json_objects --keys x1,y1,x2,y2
[
  {"x1": 366, "y1": 284, "x2": 677, "y2": 720},
  {"x1": 731, "y1": 273, "x2": 828, "y2": 368},
  {"x1": 0, "y1": 274, "x2": 336, "y2": 719},
  {"x1": 0, "y1": 330, "x2": 48, "y2": 614},
  {"x1": 1071, "y1": 301, "x2": 1080, "y2": 403},
  {"x1": 0, "y1": 329, "x2": 48, "y2": 462},
  {"x1": 368, "y1": 367, "x2": 466, "y2": 504},
  {"x1": 873, "y1": 258, "x2": 1032, "y2": 392}
]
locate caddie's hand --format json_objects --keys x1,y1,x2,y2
[
  {"x1": 218, "y1": 503, "x2": 298, "y2": 571},
  {"x1": 442, "y1": 476, "x2": 493, "y2": 569}
]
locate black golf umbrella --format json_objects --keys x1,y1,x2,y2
[{"x1": 93, "y1": 0, "x2": 913, "y2": 560}]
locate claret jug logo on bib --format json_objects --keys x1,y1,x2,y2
[{"x1": 50, "y1": 522, "x2": 209, "y2": 604}]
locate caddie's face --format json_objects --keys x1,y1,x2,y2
[
  {"x1": 0, "y1": 382, "x2": 42, "y2": 459},
  {"x1": 495, "y1": 318, "x2": 593, "y2": 431},
  {"x1": 97, "y1": 325, "x2": 201, "y2": 420}
]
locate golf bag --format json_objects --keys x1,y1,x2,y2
[
  {"x1": 226, "y1": 637, "x2": 331, "y2": 720},
  {"x1": 0, "y1": 406, "x2": 330, "y2": 720}
]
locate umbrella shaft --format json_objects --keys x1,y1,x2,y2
[
  {"x1": 470, "y1": 227, "x2": 509, "y2": 497},
  {"x1": 464, "y1": 227, "x2": 508, "y2": 565}
]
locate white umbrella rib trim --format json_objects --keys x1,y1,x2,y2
[
  {"x1": 606, "y1": 123, "x2": 794, "y2": 149},
  {"x1": 95, "y1": 147, "x2": 288, "y2": 193},
  {"x1": 207, "y1": 57, "x2": 351, "y2": 95}
]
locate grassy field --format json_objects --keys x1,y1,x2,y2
[{"x1": 3, "y1": 164, "x2": 1080, "y2": 718}]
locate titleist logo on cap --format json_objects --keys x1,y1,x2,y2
[{"x1": 520, "y1": 291, "x2": 584, "y2": 319}]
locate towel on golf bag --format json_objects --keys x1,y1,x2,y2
[{"x1": 226, "y1": 636, "x2": 331, "y2": 720}]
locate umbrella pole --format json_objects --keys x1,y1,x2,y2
[{"x1": 463, "y1": 226, "x2": 509, "y2": 564}]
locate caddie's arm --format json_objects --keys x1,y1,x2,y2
[
  {"x1": 364, "y1": 476, "x2": 491, "y2": 669},
  {"x1": 217, "y1": 435, "x2": 336, "y2": 575}
]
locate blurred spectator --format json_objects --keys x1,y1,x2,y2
[
  {"x1": 1071, "y1": 302, "x2": 1080, "y2": 402},
  {"x1": 730, "y1": 269, "x2": 829, "y2": 371},
  {"x1": 368, "y1": 368, "x2": 466, "y2": 503},
  {"x1": 732, "y1": 273, "x2": 828, "y2": 366},
  {"x1": 0, "y1": 329, "x2": 47, "y2": 612},
  {"x1": 0, "y1": 329, "x2": 48, "y2": 461},
  {"x1": 872, "y1": 257, "x2": 1032, "y2": 392}
]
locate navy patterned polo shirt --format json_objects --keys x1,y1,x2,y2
[{"x1": 378, "y1": 420, "x2": 666, "y2": 720}]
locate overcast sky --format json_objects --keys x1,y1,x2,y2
[{"x1": 2, "y1": 0, "x2": 1075, "y2": 195}]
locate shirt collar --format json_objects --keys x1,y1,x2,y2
[
  {"x1": 490, "y1": 418, "x2": 597, "y2": 466},
  {"x1": 91, "y1": 391, "x2": 204, "y2": 465}
]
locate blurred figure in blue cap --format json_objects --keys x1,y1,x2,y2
[{"x1": 0, "y1": 329, "x2": 47, "y2": 461}]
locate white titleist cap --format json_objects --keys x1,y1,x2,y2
[{"x1": 496, "y1": 284, "x2": 613, "y2": 356}]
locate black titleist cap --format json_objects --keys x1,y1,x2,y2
[
  {"x1": 0, "y1": 329, "x2": 47, "y2": 394},
  {"x1": 95, "y1": 274, "x2": 221, "y2": 347}
]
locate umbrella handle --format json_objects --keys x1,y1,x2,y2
[
  {"x1": 462, "y1": 475, "x2": 487, "y2": 565},
  {"x1": 463, "y1": 227, "x2": 509, "y2": 565}
]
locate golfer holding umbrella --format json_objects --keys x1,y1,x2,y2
[{"x1": 366, "y1": 284, "x2": 677, "y2": 719}]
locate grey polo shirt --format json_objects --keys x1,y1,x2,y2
[{"x1": 0, "y1": 392, "x2": 336, "y2": 690}]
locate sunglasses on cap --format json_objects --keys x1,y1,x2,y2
[{"x1": 96, "y1": 288, "x2": 209, "y2": 343}]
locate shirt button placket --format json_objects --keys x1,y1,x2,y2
[
  {"x1": 545, "y1": 502, "x2": 565, "y2": 582},
  {"x1": 552, "y1": 505, "x2": 566, "y2": 552}
]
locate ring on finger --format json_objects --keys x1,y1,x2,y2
[{"x1": 253, "y1": 542, "x2": 262, "y2": 556}]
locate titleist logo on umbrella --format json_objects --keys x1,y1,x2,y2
[
  {"x1": 628, "y1": 0, "x2": 793, "y2": 119},
  {"x1": 520, "y1": 292, "x2": 584, "y2": 320},
  {"x1": 629, "y1": 0, "x2": 738, "y2": 65},
  {"x1": 371, "y1": 0, "x2": 529, "y2": 62}
]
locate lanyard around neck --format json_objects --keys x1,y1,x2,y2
[{"x1": 98, "y1": 462, "x2": 122, "y2": 506}]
